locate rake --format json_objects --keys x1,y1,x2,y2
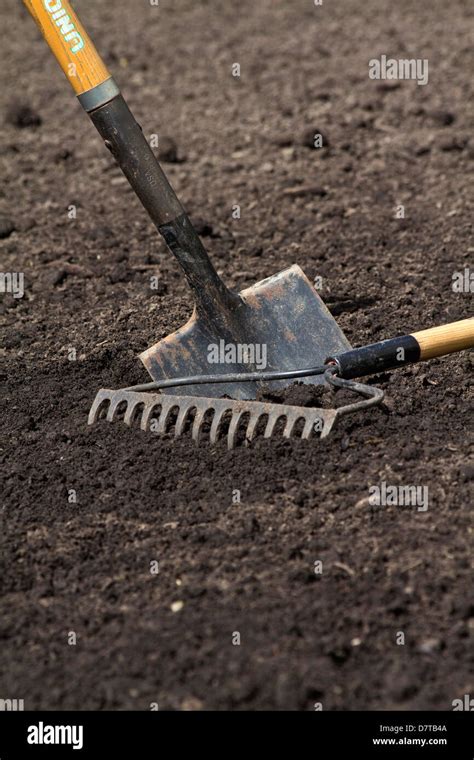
[
  {"x1": 88, "y1": 320, "x2": 474, "y2": 448},
  {"x1": 88, "y1": 370, "x2": 384, "y2": 449}
]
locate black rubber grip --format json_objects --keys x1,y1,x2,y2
[{"x1": 328, "y1": 335, "x2": 421, "y2": 379}]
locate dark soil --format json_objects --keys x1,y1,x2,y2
[{"x1": 1, "y1": 0, "x2": 473, "y2": 710}]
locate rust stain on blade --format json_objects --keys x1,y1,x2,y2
[{"x1": 284, "y1": 328, "x2": 297, "y2": 343}]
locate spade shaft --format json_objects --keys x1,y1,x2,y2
[{"x1": 88, "y1": 95, "x2": 242, "y2": 324}]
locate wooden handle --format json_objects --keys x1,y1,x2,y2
[
  {"x1": 24, "y1": 0, "x2": 111, "y2": 95},
  {"x1": 412, "y1": 318, "x2": 474, "y2": 360},
  {"x1": 331, "y1": 317, "x2": 474, "y2": 379}
]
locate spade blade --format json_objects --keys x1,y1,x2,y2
[{"x1": 140, "y1": 265, "x2": 352, "y2": 399}]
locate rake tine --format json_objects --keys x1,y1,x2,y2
[
  {"x1": 123, "y1": 400, "x2": 141, "y2": 426},
  {"x1": 191, "y1": 406, "x2": 207, "y2": 442},
  {"x1": 154, "y1": 399, "x2": 175, "y2": 435},
  {"x1": 106, "y1": 396, "x2": 125, "y2": 422},
  {"x1": 312, "y1": 414, "x2": 326, "y2": 438},
  {"x1": 264, "y1": 411, "x2": 283, "y2": 438},
  {"x1": 88, "y1": 390, "x2": 111, "y2": 425},
  {"x1": 301, "y1": 417, "x2": 316, "y2": 440},
  {"x1": 227, "y1": 410, "x2": 244, "y2": 449},
  {"x1": 209, "y1": 408, "x2": 227, "y2": 444},
  {"x1": 246, "y1": 411, "x2": 263, "y2": 442},
  {"x1": 319, "y1": 411, "x2": 338, "y2": 439},
  {"x1": 282, "y1": 413, "x2": 300, "y2": 438},
  {"x1": 141, "y1": 401, "x2": 162, "y2": 431},
  {"x1": 174, "y1": 402, "x2": 193, "y2": 438}
]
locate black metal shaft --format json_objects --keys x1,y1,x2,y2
[
  {"x1": 330, "y1": 335, "x2": 421, "y2": 378},
  {"x1": 88, "y1": 94, "x2": 239, "y2": 317}
]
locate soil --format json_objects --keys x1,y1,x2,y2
[{"x1": 1, "y1": 0, "x2": 473, "y2": 711}]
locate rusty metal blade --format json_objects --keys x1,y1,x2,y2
[{"x1": 139, "y1": 265, "x2": 352, "y2": 400}]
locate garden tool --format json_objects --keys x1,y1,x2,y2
[
  {"x1": 88, "y1": 318, "x2": 474, "y2": 448},
  {"x1": 24, "y1": 0, "x2": 350, "y2": 401}
]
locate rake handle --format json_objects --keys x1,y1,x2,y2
[
  {"x1": 23, "y1": 0, "x2": 238, "y2": 318},
  {"x1": 330, "y1": 318, "x2": 474, "y2": 379}
]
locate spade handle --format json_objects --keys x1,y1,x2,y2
[
  {"x1": 23, "y1": 0, "x2": 111, "y2": 96},
  {"x1": 23, "y1": 0, "x2": 238, "y2": 317}
]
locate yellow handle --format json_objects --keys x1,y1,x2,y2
[
  {"x1": 24, "y1": 0, "x2": 111, "y2": 95},
  {"x1": 412, "y1": 318, "x2": 474, "y2": 360}
]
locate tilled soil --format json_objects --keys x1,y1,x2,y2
[{"x1": 1, "y1": 0, "x2": 473, "y2": 710}]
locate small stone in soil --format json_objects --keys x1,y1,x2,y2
[
  {"x1": 4, "y1": 330, "x2": 23, "y2": 349},
  {"x1": 439, "y1": 136, "x2": 468, "y2": 152},
  {"x1": 464, "y1": 353, "x2": 474, "y2": 369},
  {"x1": 108, "y1": 263, "x2": 130, "y2": 283},
  {"x1": 414, "y1": 144, "x2": 431, "y2": 156},
  {"x1": 459, "y1": 463, "x2": 474, "y2": 482},
  {"x1": 109, "y1": 248, "x2": 129, "y2": 262},
  {"x1": 6, "y1": 103, "x2": 42, "y2": 128},
  {"x1": 0, "y1": 216, "x2": 15, "y2": 239},
  {"x1": 49, "y1": 269, "x2": 68, "y2": 287},
  {"x1": 417, "y1": 638, "x2": 442, "y2": 654},
  {"x1": 191, "y1": 217, "x2": 214, "y2": 237},
  {"x1": 429, "y1": 109, "x2": 455, "y2": 126},
  {"x1": 282, "y1": 185, "x2": 327, "y2": 198},
  {"x1": 271, "y1": 132, "x2": 294, "y2": 147},
  {"x1": 376, "y1": 81, "x2": 401, "y2": 92},
  {"x1": 55, "y1": 148, "x2": 74, "y2": 162},
  {"x1": 157, "y1": 136, "x2": 180, "y2": 163}
]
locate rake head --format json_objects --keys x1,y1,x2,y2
[
  {"x1": 88, "y1": 388, "x2": 338, "y2": 448},
  {"x1": 88, "y1": 372, "x2": 384, "y2": 449}
]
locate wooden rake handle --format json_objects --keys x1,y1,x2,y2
[
  {"x1": 330, "y1": 318, "x2": 474, "y2": 379},
  {"x1": 411, "y1": 319, "x2": 474, "y2": 360}
]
